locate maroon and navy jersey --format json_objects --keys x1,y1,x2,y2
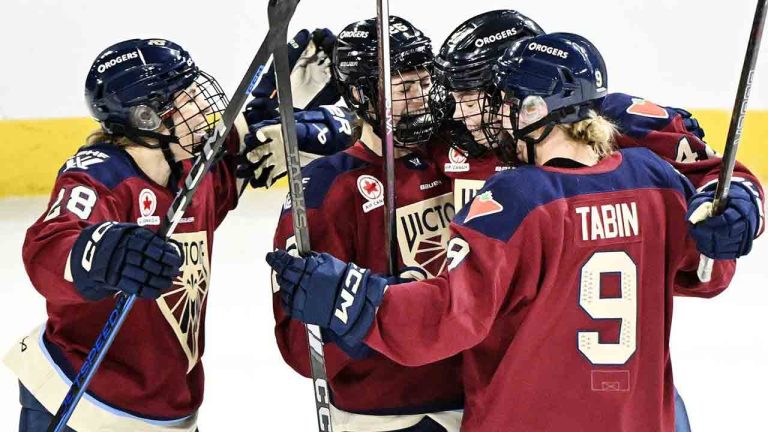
[
  {"x1": 18, "y1": 139, "x2": 239, "y2": 420},
  {"x1": 273, "y1": 141, "x2": 463, "y2": 414},
  {"x1": 430, "y1": 92, "x2": 766, "y2": 230},
  {"x1": 365, "y1": 148, "x2": 738, "y2": 431}
]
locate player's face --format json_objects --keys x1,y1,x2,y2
[
  {"x1": 452, "y1": 90, "x2": 496, "y2": 147},
  {"x1": 162, "y1": 73, "x2": 228, "y2": 161},
  {"x1": 391, "y1": 68, "x2": 432, "y2": 124}
]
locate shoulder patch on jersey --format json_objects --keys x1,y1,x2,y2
[
  {"x1": 445, "y1": 147, "x2": 470, "y2": 172},
  {"x1": 599, "y1": 93, "x2": 675, "y2": 139},
  {"x1": 57, "y1": 143, "x2": 142, "y2": 190},
  {"x1": 464, "y1": 191, "x2": 504, "y2": 223},
  {"x1": 62, "y1": 149, "x2": 111, "y2": 172},
  {"x1": 625, "y1": 98, "x2": 669, "y2": 119},
  {"x1": 357, "y1": 174, "x2": 384, "y2": 213}
]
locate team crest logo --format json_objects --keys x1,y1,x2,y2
[
  {"x1": 444, "y1": 147, "x2": 470, "y2": 172},
  {"x1": 626, "y1": 98, "x2": 669, "y2": 119},
  {"x1": 357, "y1": 175, "x2": 384, "y2": 213},
  {"x1": 396, "y1": 193, "x2": 455, "y2": 279},
  {"x1": 157, "y1": 231, "x2": 210, "y2": 372},
  {"x1": 465, "y1": 191, "x2": 504, "y2": 223},
  {"x1": 137, "y1": 189, "x2": 160, "y2": 226}
]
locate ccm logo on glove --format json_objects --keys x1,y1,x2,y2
[{"x1": 335, "y1": 264, "x2": 365, "y2": 324}]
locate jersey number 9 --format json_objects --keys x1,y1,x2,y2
[{"x1": 577, "y1": 251, "x2": 638, "y2": 365}]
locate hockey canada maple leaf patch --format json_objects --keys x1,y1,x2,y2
[
  {"x1": 626, "y1": 98, "x2": 669, "y2": 119},
  {"x1": 465, "y1": 191, "x2": 504, "y2": 223}
]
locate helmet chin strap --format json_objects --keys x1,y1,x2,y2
[
  {"x1": 513, "y1": 105, "x2": 579, "y2": 165},
  {"x1": 108, "y1": 121, "x2": 183, "y2": 187}
]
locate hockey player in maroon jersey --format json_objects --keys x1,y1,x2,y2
[
  {"x1": 266, "y1": 17, "x2": 464, "y2": 432},
  {"x1": 268, "y1": 33, "x2": 764, "y2": 431},
  {"x1": 4, "y1": 39, "x2": 241, "y2": 431}
]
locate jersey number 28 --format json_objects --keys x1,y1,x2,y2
[{"x1": 44, "y1": 186, "x2": 98, "y2": 221}]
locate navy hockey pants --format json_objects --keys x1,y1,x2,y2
[{"x1": 18, "y1": 382, "x2": 199, "y2": 432}]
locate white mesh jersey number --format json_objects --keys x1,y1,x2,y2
[
  {"x1": 44, "y1": 186, "x2": 97, "y2": 221},
  {"x1": 577, "y1": 251, "x2": 637, "y2": 365}
]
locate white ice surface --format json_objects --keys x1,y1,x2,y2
[{"x1": 0, "y1": 189, "x2": 766, "y2": 431}]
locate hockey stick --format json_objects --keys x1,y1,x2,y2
[
  {"x1": 46, "y1": 1, "x2": 299, "y2": 430},
  {"x1": 376, "y1": 0, "x2": 399, "y2": 276},
  {"x1": 269, "y1": 7, "x2": 334, "y2": 432},
  {"x1": 697, "y1": 0, "x2": 766, "y2": 282}
]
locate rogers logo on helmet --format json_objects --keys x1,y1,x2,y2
[
  {"x1": 340, "y1": 30, "x2": 369, "y2": 39},
  {"x1": 527, "y1": 42, "x2": 569, "y2": 59},
  {"x1": 474, "y1": 28, "x2": 519, "y2": 48},
  {"x1": 97, "y1": 51, "x2": 140, "y2": 73}
]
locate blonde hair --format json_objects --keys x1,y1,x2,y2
[{"x1": 558, "y1": 110, "x2": 618, "y2": 159}]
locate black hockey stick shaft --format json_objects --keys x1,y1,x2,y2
[
  {"x1": 376, "y1": 0, "x2": 399, "y2": 276},
  {"x1": 698, "y1": 0, "x2": 766, "y2": 281},
  {"x1": 47, "y1": 2, "x2": 298, "y2": 430},
  {"x1": 269, "y1": 6, "x2": 334, "y2": 432},
  {"x1": 712, "y1": 0, "x2": 766, "y2": 212}
]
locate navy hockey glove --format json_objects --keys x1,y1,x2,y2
[
  {"x1": 266, "y1": 250, "x2": 387, "y2": 349},
  {"x1": 320, "y1": 273, "x2": 407, "y2": 359},
  {"x1": 668, "y1": 106, "x2": 706, "y2": 140},
  {"x1": 71, "y1": 222, "x2": 183, "y2": 301},
  {"x1": 237, "y1": 106, "x2": 357, "y2": 188},
  {"x1": 243, "y1": 28, "x2": 339, "y2": 125},
  {"x1": 687, "y1": 182, "x2": 761, "y2": 259}
]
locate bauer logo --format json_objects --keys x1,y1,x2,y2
[
  {"x1": 357, "y1": 175, "x2": 384, "y2": 213},
  {"x1": 340, "y1": 30, "x2": 369, "y2": 39},
  {"x1": 474, "y1": 28, "x2": 519, "y2": 48},
  {"x1": 97, "y1": 51, "x2": 140, "y2": 73},
  {"x1": 527, "y1": 42, "x2": 569, "y2": 59},
  {"x1": 396, "y1": 193, "x2": 455, "y2": 279},
  {"x1": 444, "y1": 147, "x2": 470, "y2": 172},
  {"x1": 157, "y1": 231, "x2": 210, "y2": 372},
  {"x1": 137, "y1": 189, "x2": 160, "y2": 226}
]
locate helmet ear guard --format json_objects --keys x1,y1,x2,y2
[{"x1": 129, "y1": 105, "x2": 163, "y2": 131}]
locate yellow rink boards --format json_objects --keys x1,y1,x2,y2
[{"x1": 0, "y1": 111, "x2": 766, "y2": 197}]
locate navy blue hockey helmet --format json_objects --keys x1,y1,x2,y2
[
  {"x1": 333, "y1": 16, "x2": 440, "y2": 146},
  {"x1": 84, "y1": 39, "x2": 228, "y2": 159},
  {"x1": 491, "y1": 32, "x2": 608, "y2": 164},
  {"x1": 432, "y1": 10, "x2": 544, "y2": 157}
]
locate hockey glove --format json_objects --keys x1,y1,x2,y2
[
  {"x1": 237, "y1": 106, "x2": 357, "y2": 189},
  {"x1": 71, "y1": 222, "x2": 183, "y2": 301},
  {"x1": 243, "y1": 28, "x2": 339, "y2": 125},
  {"x1": 266, "y1": 250, "x2": 387, "y2": 349},
  {"x1": 687, "y1": 181, "x2": 761, "y2": 259},
  {"x1": 668, "y1": 106, "x2": 706, "y2": 140}
]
